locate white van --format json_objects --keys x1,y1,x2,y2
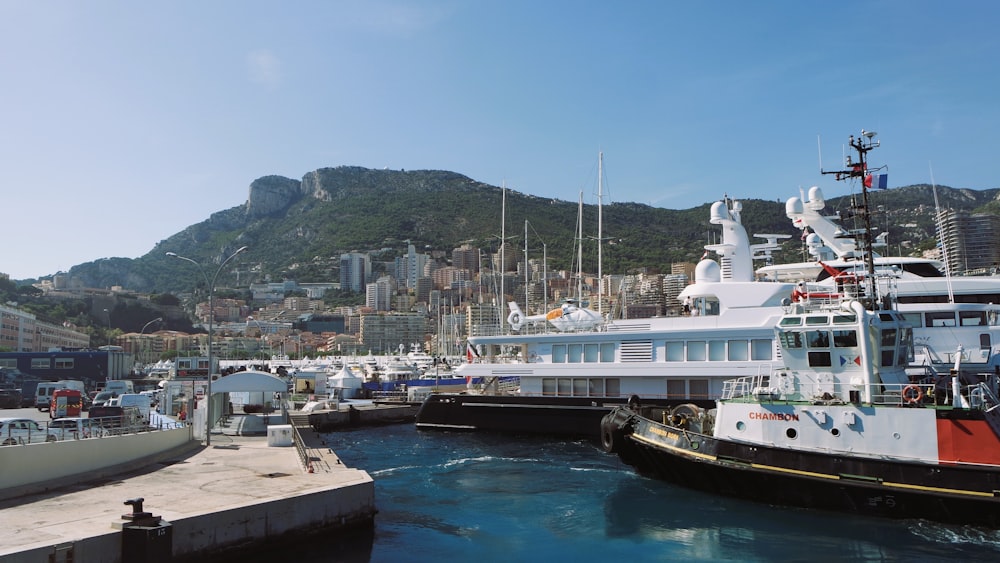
[
  {"x1": 35, "y1": 382, "x2": 63, "y2": 411},
  {"x1": 103, "y1": 380, "x2": 134, "y2": 395},
  {"x1": 109, "y1": 393, "x2": 151, "y2": 423}
]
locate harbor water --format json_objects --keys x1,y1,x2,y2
[{"x1": 241, "y1": 424, "x2": 1000, "y2": 562}]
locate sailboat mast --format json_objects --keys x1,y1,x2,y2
[
  {"x1": 524, "y1": 219, "x2": 529, "y2": 315},
  {"x1": 501, "y1": 183, "x2": 506, "y2": 331},
  {"x1": 597, "y1": 151, "x2": 604, "y2": 316},
  {"x1": 577, "y1": 191, "x2": 584, "y2": 302}
]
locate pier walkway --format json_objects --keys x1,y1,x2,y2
[{"x1": 0, "y1": 419, "x2": 374, "y2": 562}]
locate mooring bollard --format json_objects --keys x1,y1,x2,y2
[{"x1": 120, "y1": 497, "x2": 172, "y2": 563}]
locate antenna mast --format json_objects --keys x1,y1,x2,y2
[{"x1": 821, "y1": 130, "x2": 881, "y2": 307}]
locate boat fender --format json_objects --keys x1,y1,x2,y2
[
  {"x1": 600, "y1": 409, "x2": 634, "y2": 454},
  {"x1": 902, "y1": 384, "x2": 923, "y2": 405},
  {"x1": 600, "y1": 425, "x2": 617, "y2": 453}
]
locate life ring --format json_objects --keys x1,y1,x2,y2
[{"x1": 902, "y1": 384, "x2": 923, "y2": 405}]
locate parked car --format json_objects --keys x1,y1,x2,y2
[
  {"x1": 49, "y1": 417, "x2": 107, "y2": 440},
  {"x1": 0, "y1": 417, "x2": 58, "y2": 445},
  {"x1": 92, "y1": 391, "x2": 120, "y2": 408},
  {"x1": 0, "y1": 388, "x2": 22, "y2": 409}
]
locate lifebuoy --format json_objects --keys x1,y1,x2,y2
[{"x1": 902, "y1": 384, "x2": 923, "y2": 405}]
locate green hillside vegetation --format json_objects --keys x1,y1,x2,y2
[{"x1": 23, "y1": 168, "x2": 1000, "y2": 296}]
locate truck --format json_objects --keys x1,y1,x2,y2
[
  {"x1": 50, "y1": 388, "x2": 83, "y2": 418},
  {"x1": 103, "y1": 380, "x2": 134, "y2": 395},
  {"x1": 109, "y1": 393, "x2": 151, "y2": 423},
  {"x1": 35, "y1": 380, "x2": 86, "y2": 411},
  {"x1": 87, "y1": 405, "x2": 142, "y2": 433}
]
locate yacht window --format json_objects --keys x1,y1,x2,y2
[
  {"x1": 606, "y1": 378, "x2": 621, "y2": 397},
  {"x1": 808, "y1": 351, "x2": 832, "y2": 367},
  {"x1": 728, "y1": 340, "x2": 749, "y2": 361},
  {"x1": 552, "y1": 345, "x2": 566, "y2": 363},
  {"x1": 589, "y1": 379, "x2": 605, "y2": 396},
  {"x1": 960, "y1": 311, "x2": 987, "y2": 326},
  {"x1": 832, "y1": 330, "x2": 858, "y2": 348},
  {"x1": 709, "y1": 341, "x2": 726, "y2": 361},
  {"x1": 0, "y1": 359, "x2": 15, "y2": 369},
  {"x1": 779, "y1": 317, "x2": 803, "y2": 326},
  {"x1": 900, "y1": 313, "x2": 921, "y2": 326},
  {"x1": 780, "y1": 331, "x2": 804, "y2": 349},
  {"x1": 573, "y1": 378, "x2": 589, "y2": 396},
  {"x1": 667, "y1": 379, "x2": 686, "y2": 399},
  {"x1": 665, "y1": 341, "x2": 684, "y2": 362},
  {"x1": 31, "y1": 358, "x2": 51, "y2": 370},
  {"x1": 881, "y1": 350, "x2": 895, "y2": 367},
  {"x1": 54, "y1": 358, "x2": 74, "y2": 369},
  {"x1": 557, "y1": 378, "x2": 572, "y2": 396},
  {"x1": 805, "y1": 316, "x2": 828, "y2": 326},
  {"x1": 807, "y1": 331, "x2": 830, "y2": 348},
  {"x1": 751, "y1": 339, "x2": 773, "y2": 360},
  {"x1": 689, "y1": 379, "x2": 709, "y2": 400},
  {"x1": 687, "y1": 341, "x2": 707, "y2": 361},
  {"x1": 568, "y1": 344, "x2": 583, "y2": 363},
  {"x1": 542, "y1": 378, "x2": 556, "y2": 395},
  {"x1": 881, "y1": 329, "x2": 897, "y2": 347},
  {"x1": 600, "y1": 343, "x2": 615, "y2": 362},
  {"x1": 832, "y1": 314, "x2": 857, "y2": 324},
  {"x1": 981, "y1": 334, "x2": 992, "y2": 351},
  {"x1": 925, "y1": 312, "x2": 956, "y2": 327},
  {"x1": 584, "y1": 344, "x2": 600, "y2": 363}
]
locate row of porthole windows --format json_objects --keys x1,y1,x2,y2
[{"x1": 549, "y1": 340, "x2": 774, "y2": 364}]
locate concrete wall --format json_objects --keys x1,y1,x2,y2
[
  {"x1": 3, "y1": 476, "x2": 375, "y2": 563},
  {"x1": 0, "y1": 427, "x2": 196, "y2": 500}
]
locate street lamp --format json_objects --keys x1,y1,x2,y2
[
  {"x1": 103, "y1": 308, "x2": 111, "y2": 347},
  {"x1": 166, "y1": 246, "x2": 248, "y2": 445},
  {"x1": 246, "y1": 316, "x2": 271, "y2": 362},
  {"x1": 139, "y1": 317, "x2": 163, "y2": 366}
]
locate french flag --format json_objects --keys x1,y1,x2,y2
[
  {"x1": 864, "y1": 173, "x2": 888, "y2": 190},
  {"x1": 466, "y1": 342, "x2": 480, "y2": 363}
]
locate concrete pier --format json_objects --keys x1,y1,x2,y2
[
  {"x1": 0, "y1": 424, "x2": 375, "y2": 562},
  {"x1": 306, "y1": 401, "x2": 421, "y2": 431}
]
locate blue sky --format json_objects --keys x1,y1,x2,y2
[{"x1": 2, "y1": 1, "x2": 998, "y2": 280}]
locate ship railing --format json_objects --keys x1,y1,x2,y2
[{"x1": 723, "y1": 375, "x2": 769, "y2": 400}]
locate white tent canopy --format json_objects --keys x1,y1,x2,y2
[{"x1": 210, "y1": 371, "x2": 287, "y2": 394}]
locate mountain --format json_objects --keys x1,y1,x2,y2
[{"x1": 39, "y1": 167, "x2": 1000, "y2": 294}]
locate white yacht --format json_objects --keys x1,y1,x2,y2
[
  {"x1": 759, "y1": 186, "x2": 1000, "y2": 372},
  {"x1": 418, "y1": 196, "x2": 797, "y2": 436}
]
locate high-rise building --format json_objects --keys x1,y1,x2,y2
[
  {"x1": 340, "y1": 252, "x2": 371, "y2": 293},
  {"x1": 936, "y1": 209, "x2": 1000, "y2": 274},
  {"x1": 452, "y1": 243, "x2": 480, "y2": 274}
]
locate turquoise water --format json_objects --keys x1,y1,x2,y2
[{"x1": 248, "y1": 425, "x2": 1000, "y2": 562}]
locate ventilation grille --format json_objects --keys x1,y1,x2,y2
[{"x1": 620, "y1": 340, "x2": 653, "y2": 362}]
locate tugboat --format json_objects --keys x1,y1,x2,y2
[{"x1": 601, "y1": 131, "x2": 1000, "y2": 526}]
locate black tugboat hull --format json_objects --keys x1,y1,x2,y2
[{"x1": 602, "y1": 407, "x2": 1000, "y2": 527}]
